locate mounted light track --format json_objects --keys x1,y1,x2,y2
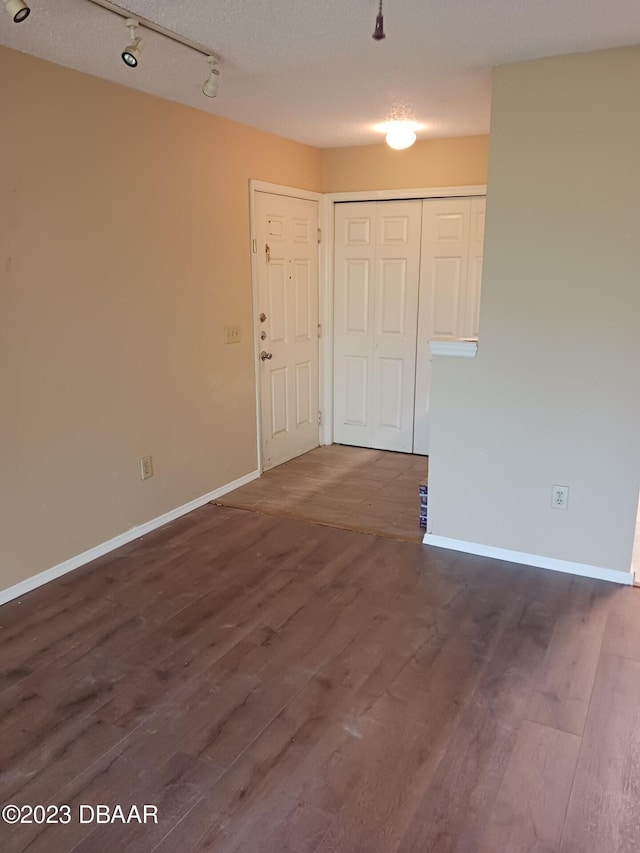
[
  {"x1": 84, "y1": 0, "x2": 221, "y2": 96},
  {"x1": 4, "y1": 0, "x2": 30, "y2": 23},
  {"x1": 85, "y1": 0, "x2": 216, "y2": 57}
]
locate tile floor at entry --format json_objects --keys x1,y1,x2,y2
[{"x1": 216, "y1": 444, "x2": 427, "y2": 542}]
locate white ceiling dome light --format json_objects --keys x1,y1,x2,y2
[
  {"x1": 385, "y1": 122, "x2": 418, "y2": 150},
  {"x1": 375, "y1": 121, "x2": 421, "y2": 151}
]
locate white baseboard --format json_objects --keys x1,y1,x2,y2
[
  {"x1": 0, "y1": 469, "x2": 261, "y2": 607},
  {"x1": 423, "y1": 533, "x2": 633, "y2": 586}
]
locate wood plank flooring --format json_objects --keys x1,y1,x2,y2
[
  {"x1": 0, "y1": 504, "x2": 639, "y2": 852},
  {"x1": 216, "y1": 444, "x2": 427, "y2": 542}
]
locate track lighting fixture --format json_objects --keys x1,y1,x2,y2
[
  {"x1": 4, "y1": 0, "x2": 30, "y2": 23},
  {"x1": 202, "y1": 55, "x2": 220, "y2": 98},
  {"x1": 61, "y1": 1, "x2": 224, "y2": 95},
  {"x1": 372, "y1": 0, "x2": 385, "y2": 40},
  {"x1": 121, "y1": 18, "x2": 144, "y2": 68}
]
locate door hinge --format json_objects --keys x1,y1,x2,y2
[
  {"x1": 251, "y1": 239, "x2": 257, "y2": 253},
  {"x1": 317, "y1": 227, "x2": 322, "y2": 244},
  {"x1": 318, "y1": 411, "x2": 323, "y2": 426},
  {"x1": 317, "y1": 323, "x2": 322, "y2": 338}
]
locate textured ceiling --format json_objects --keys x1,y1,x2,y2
[{"x1": 1, "y1": 0, "x2": 639, "y2": 147}]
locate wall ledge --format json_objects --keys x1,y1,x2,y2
[
  {"x1": 429, "y1": 338, "x2": 478, "y2": 358},
  {"x1": 423, "y1": 533, "x2": 632, "y2": 586},
  {"x1": 0, "y1": 468, "x2": 261, "y2": 607}
]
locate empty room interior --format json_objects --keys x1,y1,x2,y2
[{"x1": 1, "y1": 1, "x2": 640, "y2": 851}]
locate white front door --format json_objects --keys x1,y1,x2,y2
[
  {"x1": 254, "y1": 192, "x2": 320, "y2": 471},
  {"x1": 333, "y1": 200, "x2": 422, "y2": 452}
]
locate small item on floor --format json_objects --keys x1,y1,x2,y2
[{"x1": 419, "y1": 480, "x2": 428, "y2": 529}]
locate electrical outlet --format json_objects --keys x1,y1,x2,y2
[
  {"x1": 551, "y1": 484, "x2": 569, "y2": 510},
  {"x1": 140, "y1": 455, "x2": 153, "y2": 481},
  {"x1": 224, "y1": 324, "x2": 242, "y2": 344}
]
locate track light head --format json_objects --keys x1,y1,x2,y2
[
  {"x1": 122, "y1": 37, "x2": 143, "y2": 67},
  {"x1": 122, "y1": 19, "x2": 144, "y2": 68},
  {"x1": 4, "y1": 0, "x2": 30, "y2": 23},
  {"x1": 202, "y1": 55, "x2": 220, "y2": 98}
]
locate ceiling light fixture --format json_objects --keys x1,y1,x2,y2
[
  {"x1": 386, "y1": 125, "x2": 416, "y2": 150},
  {"x1": 122, "y1": 18, "x2": 144, "y2": 68},
  {"x1": 376, "y1": 121, "x2": 419, "y2": 150},
  {"x1": 202, "y1": 55, "x2": 220, "y2": 98},
  {"x1": 372, "y1": 0, "x2": 385, "y2": 40},
  {"x1": 4, "y1": 0, "x2": 30, "y2": 23}
]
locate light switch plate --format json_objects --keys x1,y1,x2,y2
[{"x1": 224, "y1": 324, "x2": 242, "y2": 344}]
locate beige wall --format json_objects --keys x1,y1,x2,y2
[
  {"x1": 428, "y1": 47, "x2": 640, "y2": 577},
  {"x1": 0, "y1": 46, "x2": 322, "y2": 592},
  {"x1": 322, "y1": 135, "x2": 488, "y2": 193}
]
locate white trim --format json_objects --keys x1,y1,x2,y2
[
  {"x1": 429, "y1": 338, "x2": 478, "y2": 358},
  {"x1": 0, "y1": 469, "x2": 260, "y2": 607},
  {"x1": 318, "y1": 194, "x2": 333, "y2": 445},
  {"x1": 249, "y1": 180, "x2": 324, "y2": 203},
  {"x1": 327, "y1": 185, "x2": 487, "y2": 204},
  {"x1": 248, "y1": 182, "x2": 263, "y2": 473},
  {"x1": 423, "y1": 533, "x2": 633, "y2": 586}
]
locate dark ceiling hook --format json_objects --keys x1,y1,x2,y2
[{"x1": 372, "y1": 0, "x2": 385, "y2": 40}]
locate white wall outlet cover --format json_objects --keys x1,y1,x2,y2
[{"x1": 551, "y1": 484, "x2": 569, "y2": 510}]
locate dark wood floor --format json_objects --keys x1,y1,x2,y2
[{"x1": 1, "y1": 505, "x2": 639, "y2": 852}]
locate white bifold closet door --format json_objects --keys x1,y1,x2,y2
[
  {"x1": 413, "y1": 196, "x2": 486, "y2": 455},
  {"x1": 333, "y1": 200, "x2": 422, "y2": 452}
]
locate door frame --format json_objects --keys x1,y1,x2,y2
[
  {"x1": 324, "y1": 184, "x2": 487, "y2": 446},
  {"x1": 249, "y1": 180, "x2": 331, "y2": 473}
]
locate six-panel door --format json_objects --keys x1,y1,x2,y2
[
  {"x1": 255, "y1": 192, "x2": 320, "y2": 470},
  {"x1": 333, "y1": 200, "x2": 423, "y2": 452}
]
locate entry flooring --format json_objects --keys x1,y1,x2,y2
[
  {"x1": 217, "y1": 444, "x2": 427, "y2": 542},
  {"x1": 2, "y1": 504, "x2": 640, "y2": 851}
]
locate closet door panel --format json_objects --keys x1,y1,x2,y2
[
  {"x1": 464, "y1": 196, "x2": 486, "y2": 339},
  {"x1": 333, "y1": 203, "x2": 376, "y2": 447},
  {"x1": 371, "y1": 201, "x2": 422, "y2": 452},
  {"x1": 334, "y1": 200, "x2": 422, "y2": 452},
  {"x1": 414, "y1": 198, "x2": 472, "y2": 456}
]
